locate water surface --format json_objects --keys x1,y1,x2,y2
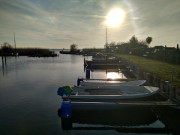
[{"x1": 0, "y1": 54, "x2": 180, "y2": 135}]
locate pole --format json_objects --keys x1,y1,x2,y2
[
  {"x1": 1, "y1": 45, "x2": 3, "y2": 62},
  {"x1": 106, "y1": 27, "x2": 107, "y2": 45},
  {"x1": 105, "y1": 27, "x2": 108, "y2": 51},
  {"x1": 164, "y1": 45, "x2": 166, "y2": 62},
  {"x1": 176, "y1": 44, "x2": 179, "y2": 64},
  {"x1": 170, "y1": 68, "x2": 174, "y2": 100},
  {"x1": 14, "y1": 32, "x2": 17, "y2": 56}
]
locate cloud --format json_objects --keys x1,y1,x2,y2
[
  {"x1": 0, "y1": 0, "x2": 180, "y2": 48},
  {"x1": 0, "y1": 0, "x2": 121, "y2": 48}
]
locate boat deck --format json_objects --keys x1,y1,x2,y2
[
  {"x1": 72, "y1": 86, "x2": 157, "y2": 95},
  {"x1": 80, "y1": 89, "x2": 123, "y2": 95}
]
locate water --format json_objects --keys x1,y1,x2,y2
[{"x1": 0, "y1": 54, "x2": 180, "y2": 135}]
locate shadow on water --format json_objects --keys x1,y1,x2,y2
[{"x1": 57, "y1": 105, "x2": 180, "y2": 134}]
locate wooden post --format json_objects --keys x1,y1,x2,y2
[
  {"x1": 84, "y1": 57, "x2": 85, "y2": 66},
  {"x1": 1, "y1": 52, "x2": 3, "y2": 62},
  {"x1": 173, "y1": 87, "x2": 176, "y2": 99},
  {"x1": 157, "y1": 77, "x2": 161, "y2": 88},
  {"x1": 176, "y1": 44, "x2": 179, "y2": 65},
  {"x1": 170, "y1": 69, "x2": 174, "y2": 100},
  {"x1": 159, "y1": 79, "x2": 164, "y2": 91},
  {"x1": 164, "y1": 45, "x2": 166, "y2": 62},
  {"x1": 14, "y1": 32, "x2": 17, "y2": 56},
  {"x1": 1, "y1": 51, "x2": 5, "y2": 76},
  {"x1": 1, "y1": 45, "x2": 3, "y2": 62},
  {"x1": 4, "y1": 53, "x2": 7, "y2": 64}
]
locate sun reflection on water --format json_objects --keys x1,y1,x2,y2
[{"x1": 106, "y1": 72, "x2": 126, "y2": 79}]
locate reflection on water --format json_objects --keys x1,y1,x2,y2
[
  {"x1": 0, "y1": 54, "x2": 86, "y2": 135},
  {"x1": 90, "y1": 70, "x2": 127, "y2": 80},
  {"x1": 1, "y1": 54, "x2": 180, "y2": 135},
  {"x1": 107, "y1": 72, "x2": 126, "y2": 79}
]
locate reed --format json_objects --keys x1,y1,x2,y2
[
  {"x1": 17, "y1": 48, "x2": 57, "y2": 57},
  {"x1": 0, "y1": 47, "x2": 57, "y2": 57}
]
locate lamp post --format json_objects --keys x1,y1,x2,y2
[{"x1": 105, "y1": 27, "x2": 108, "y2": 51}]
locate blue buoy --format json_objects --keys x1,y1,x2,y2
[
  {"x1": 61, "y1": 101, "x2": 72, "y2": 118},
  {"x1": 86, "y1": 69, "x2": 90, "y2": 79},
  {"x1": 77, "y1": 78, "x2": 83, "y2": 86}
]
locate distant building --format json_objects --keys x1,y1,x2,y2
[
  {"x1": 153, "y1": 45, "x2": 164, "y2": 50},
  {"x1": 166, "y1": 47, "x2": 175, "y2": 50}
]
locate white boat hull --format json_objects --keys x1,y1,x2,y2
[
  {"x1": 65, "y1": 86, "x2": 160, "y2": 100},
  {"x1": 80, "y1": 80, "x2": 146, "y2": 87}
]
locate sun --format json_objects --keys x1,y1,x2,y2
[{"x1": 106, "y1": 8, "x2": 124, "y2": 27}]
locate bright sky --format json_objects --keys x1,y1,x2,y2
[{"x1": 0, "y1": 0, "x2": 180, "y2": 49}]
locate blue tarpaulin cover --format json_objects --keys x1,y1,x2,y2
[{"x1": 57, "y1": 86, "x2": 72, "y2": 96}]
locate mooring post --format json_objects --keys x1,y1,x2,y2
[
  {"x1": 176, "y1": 44, "x2": 179, "y2": 65},
  {"x1": 4, "y1": 53, "x2": 6, "y2": 63},
  {"x1": 86, "y1": 69, "x2": 90, "y2": 79},
  {"x1": 1, "y1": 51, "x2": 5, "y2": 76},
  {"x1": 164, "y1": 45, "x2": 166, "y2": 62},
  {"x1": 170, "y1": 68, "x2": 174, "y2": 100},
  {"x1": 1, "y1": 45, "x2": 3, "y2": 62}
]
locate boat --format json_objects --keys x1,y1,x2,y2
[
  {"x1": 91, "y1": 53, "x2": 118, "y2": 62},
  {"x1": 58, "y1": 106, "x2": 158, "y2": 129},
  {"x1": 59, "y1": 85, "x2": 160, "y2": 101},
  {"x1": 92, "y1": 53, "x2": 107, "y2": 61},
  {"x1": 80, "y1": 79, "x2": 146, "y2": 87}
]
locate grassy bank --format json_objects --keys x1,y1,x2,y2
[{"x1": 116, "y1": 54, "x2": 180, "y2": 88}]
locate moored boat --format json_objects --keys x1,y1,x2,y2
[
  {"x1": 58, "y1": 85, "x2": 160, "y2": 101},
  {"x1": 80, "y1": 79, "x2": 146, "y2": 87}
]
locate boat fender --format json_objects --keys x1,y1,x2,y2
[
  {"x1": 77, "y1": 78, "x2": 83, "y2": 86},
  {"x1": 61, "y1": 101, "x2": 72, "y2": 118}
]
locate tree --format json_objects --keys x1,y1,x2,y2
[
  {"x1": 146, "y1": 37, "x2": 152, "y2": 46},
  {"x1": 1, "y1": 42, "x2": 13, "y2": 53},
  {"x1": 70, "y1": 43, "x2": 78, "y2": 52},
  {"x1": 109, "y1": 42, "x2": 116, "y2": 52},
  {"x1": 129, "y1": 35, "x2": 138, "y2": 45},
  {"x1": 109, "y1": 42, "x2": 116, "y2": 47}
]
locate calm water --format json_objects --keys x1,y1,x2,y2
[{"x1": 0, "y1": 53, "x2": 180, "y2": 135}]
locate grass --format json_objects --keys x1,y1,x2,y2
[{"x1": 116, "y1": 54, "x2": 180, "y2": 88}]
